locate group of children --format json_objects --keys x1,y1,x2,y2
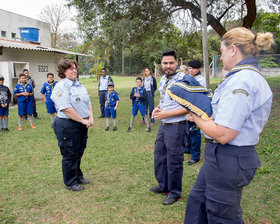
[
  {"x1": 0, "y1": 72, "x2": 58, "y2": 132},
  {"x1": 104, "y1": 77, "x2": 151, "y2": 132},
  {"x1": 0, "y1": 71, "x2": 153, "y2": 132}
]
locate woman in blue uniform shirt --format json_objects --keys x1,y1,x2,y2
[
  {"x1": 184, "y1": 27, "x2": 274, "y2": 223},
  {"x1": 51, "y1": 59, "x2": 94, "y2": 191}
]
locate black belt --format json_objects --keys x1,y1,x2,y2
[
  {"x1": 108, "y1": 105, "x2": 115, "y2": 107},
  {"x1": 205, "y1": 138, "x2": 218, "y2": 144},
  {"x1": 161, "y1": 120, "x2": 187, "y2": 126}
]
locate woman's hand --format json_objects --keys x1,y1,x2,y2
[{"x1": 87, "y1": 117, "x2": 94, "y2": 128}]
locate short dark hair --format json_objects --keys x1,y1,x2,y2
[
  {"x1": 19, "y1": 73, "x2": 26, "y2": 78},
  {"x1": 161, "y1": 49, "x2": 177, "y2": 60},
  {"x1": 57, "y1": 59, "x2": 78, "y2": 79},
  {"x1": 47, "y1": 73, "x2": 54, "y2": 77},
  {"x1": 188, "y1": 60, "x2": 202, "y2": 69},
  {"x1": 101, "y1": 68, "x2": 107, "y2": 71},
  {"x1": 136, "y1": 77, "x2": 142, "y2": 82},
  {"x1": 23, "y1": 69, "x2": 29, "y2": 73}
]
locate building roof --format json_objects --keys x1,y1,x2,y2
[{"x1": 0, "y1": 39, "x2": 89, "y2": 57}]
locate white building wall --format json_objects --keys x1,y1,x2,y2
[
  {"x1": 0, "y1": 9, "x2": 51, "y2": 47},
  {"x1": 1, "y1": 48, "x2": 64, "y2": 99}
]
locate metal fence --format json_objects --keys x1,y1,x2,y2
[{"x1": 212, "y1": 54, "x2": 280, "y2": 78}]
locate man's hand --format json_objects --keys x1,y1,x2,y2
[
  {"x1": 114, "y1": 106, "x2": 118, "y2": 110},
  {"x1": 187, "y1": 112, "x2": 195, "y2": 122},
  {"x1": 1, "y1": 104, "x2": 7, "y2": 108},
  {"x1": 152, "y1": 108, "x2": 169, "y2": 121}
]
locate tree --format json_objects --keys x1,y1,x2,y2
[
  {"x1": 40, "y1": 3, "x2": 69, "y2": 48},
  {"x1": 68, "y1": 0, "x2": 268, "y2": 38}
]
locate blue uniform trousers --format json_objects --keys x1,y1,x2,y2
[
  {"x1": 184, "y1": 143, "x2": 260, "y2": 224},
  {"x1": 99, "y1": 90, "x2": 107, "y2": 116},
  {"x1": 154, "y1": 122, "x2": 188, "y2": 199},
  {"x1": 53, "y1": 118, "x2": 88, "y2": 187},
  {"x1": 144, "y1": 91, "x2": 155, "y2": 123},
  {"x1": 184, "y1": 121, "x2": 201, "y2": 161}
]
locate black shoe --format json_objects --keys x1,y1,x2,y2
[
  {"x1": 113, "y1": 126, "x2": 117, "y2": 131},
  {"x1": 145, "y1": 127, "x2": 151, "y2": 132},
  {"x1": 99, "y1": 115, "x2": 105, "y2": 119},
  {"x1": 105, "y1": 126, "x2": 109, "y2": 131},
  {"x1": 127, "y1": 127, "x2": 133, "y2": 132},
  {"x1": 149, "y1": 186, "x2": 168, "y2": 195},
  {"x1": 78, "y1": 178, "x2": 90, "y2": 185},
  {"x1": 4, "y1": 128, "x2": 9, "y2": 132},
  {"x1": 34, "y1": 116, "x2": 41, "y2": 120},
  {"x1": 161, "y1": 196, "x2": 181, "y2": 205},
  {"x1": 1, "y1": 128, "x2": 4, "y2": 132},
  {"x1": 23, "y1": 116, "x2": 28, "y2": 120},
  {"x1": 65, "y1": 184, "x2": 84, "y2": 191},
  {"x1": 187, "y1": 159, "x2": 199, "y2": 165}
]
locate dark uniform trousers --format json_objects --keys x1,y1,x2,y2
[
  {"x1": 53, "y1": 118, "x2": 88, "y2": 186},
  {"x1": 144, "y1": 91, "x2": 155, "y2": 123},
  {"x1": 185, "y1": 121, "x2": 201, "y2": 161},
  {"x1": 184, "y1": 143, "x2": 260, "y2": 224},
  {"x1": 31, "y1": 96, "x2": 38, "y2": 117},
  {"x1": 99, "y1": 90, "x2": 107, "y2": 116},
  {"x1": 154, "y1": 122, "x2": 188, "y2": 199}
]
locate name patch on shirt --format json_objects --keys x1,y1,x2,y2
[{"x1": 232, "y1": 89, "x2": 249, "y2": 96}]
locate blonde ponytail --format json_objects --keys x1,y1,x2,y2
[
  {"x1": 222, "y1": 27, "x2": 275, "y2": 57},
  {"x1": 255, "y1": 32, "x2": 275, "y2": 51}
]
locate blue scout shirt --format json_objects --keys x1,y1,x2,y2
[
  {"x1": 51, "y1": 78, "x2": 91, "y2": 119},
  {"x1": 105, "y1": 91, "x2": 119, "y2": 106},
  {"x1": 210, "y1": 57, "x2": 273, "y2": 146},
  {"x1": 158, "y1": 70, "x2": 188, "y2": 123},
  {"x1": 14, "y1": 83, "x2": 33, "y2": 102},
  {"x1": 132, "y1": 86, "x2": 146, "y2": 104},
  {"x1": 40, "y1": 81, "x2": 58, "y2": 102}
]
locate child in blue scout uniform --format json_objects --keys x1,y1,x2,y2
[
  {"x1": 127, "y1": 77, "x2": 151, "y2": 132},
  {"x1": 105, "y1": 82, "x2": 119, "y2": 131},
  {"x1": 0, "y1": 75, "x2": 12, "y2": 131},
  {"x1": 14, "y1": 73, "x2": 36, "y2": 131},
  {"x1": 40, "y1": 73, "x2": 58, "y2": 123}
]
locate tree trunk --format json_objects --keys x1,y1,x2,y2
[{"x1": 122, "y1": 44, "x2": 125, "y2": 75}]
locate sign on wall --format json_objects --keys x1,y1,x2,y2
[{"x1": 38, "y1": 65, "x2": 48, "y2": 72}]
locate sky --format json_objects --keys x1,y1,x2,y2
[{"x1": 0, "y1": 0, "x2": 77, "y2": 30}]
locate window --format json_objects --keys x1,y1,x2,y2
[
  {"x1": 1, "y1": 31, "x2": 6, "y2": 37},
  {"x1": 12, "y1": 33, "x2": 16, "y2": 39}
]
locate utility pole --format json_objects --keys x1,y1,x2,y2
[
  {"x1": 201, "y1": 0, "x2": 210, "y2": 89},
  {"x1": 122, "y1": 43, "x2": 125, "y2": 75}
]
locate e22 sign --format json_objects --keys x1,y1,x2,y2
[{"x1": 38, "y1": 65, "x2": 48, "y2": 72}]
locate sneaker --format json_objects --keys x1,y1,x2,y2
[
  {"x1": 65, "y1": 184, "x2": 84, "y2": 191},
  {"x1": 105, "y1": 126, "x2": 109, "y2": 131},
  {"x1": 187, "y1": 159, "x2": 199, "y2": 165},
  {"x1": 127, "y1": 127, "x2": 133, "y2": 132},
  {"x1": 145, "y1": 127, "x2": 151, "y2": 132},
  {"x1": 151, "y1": 122, "x2": 155, "y2": 127},
  {"x1": 78, "y1": 178, "x2": 90, "y2": 185},
  {"x1": 4, "y1": 128, "x2": 9, "y2": 132},
  {"x1": 1, "y1": 128, "x2": 4, "y2": 132},
  {"x1": 34, "y1": 116, "x2": 41, "y2": 120},
  {"x1": 99, "y1": 115, "x2": 105, "y2": 119},
  {"x1": 18, "y1": 127, "x2": 22, "y2": 131},
  {"x1": 30, "y1": 124, "x2": 36, "y2": 129},
  {"x1": 139, "y1": 120, "x2": 145, "y2": 124},
  {"x1": 113, "y1": 126, "x2": 117, "y2": 131}
]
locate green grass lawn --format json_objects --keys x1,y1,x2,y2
[{"x1": 0, "y1": 76, "x2": 279, "y2": 224}]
